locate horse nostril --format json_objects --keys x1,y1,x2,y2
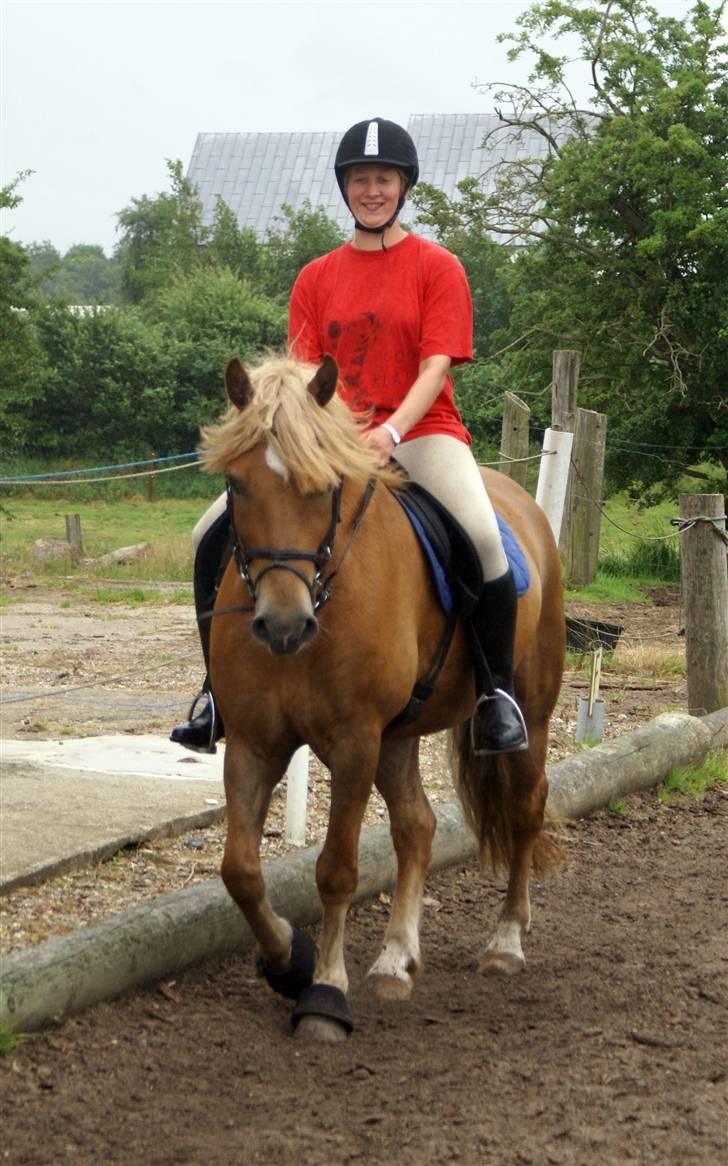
[
  {"x1": 251, "y1": 616, "x2": 269, "y2": 643},
  {"x1": 301, "y1": 616, "x2": 318, "y2": 644}
]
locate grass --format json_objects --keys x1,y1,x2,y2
[
  {"x1": 2, "y1": 488, "x2": 686, "y2": 591},
  {"x1": 88, "y1": 587, "x2": 192, "y2": 605},
  {"x1": 0, "y1": 496, "x2": 216, "y2": 583},
  {"x1": 658, "y1": 752, "x2": 727, "y2": 805},
  {"x1": 0, "y1": 1024, "x2": 24, "y2": 1056}
]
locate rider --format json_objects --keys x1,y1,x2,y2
[{"x1": 171, "y1": 116, "x2": 528, "y2": 756}]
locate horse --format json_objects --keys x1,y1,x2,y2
[{"x1": 200, "y1": 353, "x2": 565, "y2": 1043}]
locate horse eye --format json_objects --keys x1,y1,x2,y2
[{"x1": 226, "y1": 476, "x2": 247, "y2": 498}]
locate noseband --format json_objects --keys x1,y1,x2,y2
[{"x1": 226, "y1": 478, "x2": 376, "y2": 613}]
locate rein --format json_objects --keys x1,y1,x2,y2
[{"x1": 227, "y1": 477, "x2": 377, "y2": 614}]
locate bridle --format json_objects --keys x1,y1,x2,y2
[{"x1": 226, "y1": 477, "x2": 377, "y2": 613}]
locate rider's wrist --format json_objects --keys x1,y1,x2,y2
[{"x1": 380, "y1": 421, "x2": 402, "y2": 446}]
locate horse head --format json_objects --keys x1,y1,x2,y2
[{"x1": 220, "y1": 355, "x2": 342, "y2": 656}]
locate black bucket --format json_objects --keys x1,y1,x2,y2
[{"x1": 566, "y1": 616, "x2": 624, "y2": 653}]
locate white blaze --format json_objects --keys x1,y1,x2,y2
[{"x1": 265, "y1": 443, "x2": 289, "y2": 480}]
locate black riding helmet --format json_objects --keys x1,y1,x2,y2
[{"x1": 334, "y1": 118, "x2": 419, "y2": 234}]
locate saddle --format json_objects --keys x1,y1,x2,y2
[
  {"x1": 394, "y1": 482, "x2": 483, "y2": 618},
  {"x1": 388, "y1": 480, "x2": 531, "y2": 730}
]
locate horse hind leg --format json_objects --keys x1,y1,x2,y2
[
  {"x1": 452, "y1": 723, "x2": 554, "y2": 976},
  {"x1": 366, "y1": 738, "x2": 436, "y2": 1001}
]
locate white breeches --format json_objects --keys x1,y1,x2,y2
[{"x1": 395, "y1": 435, "x2": 508, "y2": 582}]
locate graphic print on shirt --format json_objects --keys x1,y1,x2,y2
[{"x1": 326, "y1": 312, "x2": 382, "y2": 414}]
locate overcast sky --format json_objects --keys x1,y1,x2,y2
[{"x1": 1, "y1": 0, "x2": 713, "y2": 255}]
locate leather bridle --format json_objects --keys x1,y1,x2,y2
[{"x1": 226, "y1": 477, "x2": 377, "y2": 613}]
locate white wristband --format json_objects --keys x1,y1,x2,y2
[{"x1": 380, "y1": 421, "x2": 402, "y2": 446}]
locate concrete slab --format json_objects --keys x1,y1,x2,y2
[{"x1": 0, "y1": 736, "x2": 226, "y2": 893}]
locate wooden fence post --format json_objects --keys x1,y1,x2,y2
[
  {"x1": 678, "y1": 493, "x2": 728, "y2": 715},
  {"x1": 561, "y1": 408, "x2": 608, "y2": 585},
  {"x1": 499, "y1": 392, "x2": 531, "y2": 489},
  {"x1": 551, "y1": 350, "x2": 580, "y2": 433},
  {"x1": 65, "y1": 514, "x2": 83, "y2": 563}
]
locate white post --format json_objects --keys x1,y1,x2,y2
[
  {"x1": 285, "y1": 746, "x2": 310, "y2": 847},
  {"x1": 536, "y1": 429, "x2": 574, "y2": 545}
]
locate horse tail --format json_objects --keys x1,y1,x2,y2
[{"x1": 449, "y1": 723, "x2": 562, "y2": 877}]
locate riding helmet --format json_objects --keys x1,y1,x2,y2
[{"x1": 334, "y1": 118, "x2": 420, "y2": 202}]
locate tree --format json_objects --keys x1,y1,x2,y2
[
  {"x1": 260, "y1": 200, "x2": 346, "y2": 299},
  {"x1": 27, "y1": 303, "x2": 178, "y2": 458},
  {"x1": 143, "y1": 266, "x2": 287, "y2": 444},
  {"x1": 466, "y1": 0, "x2": 727, "y2": 495},
  {"x1": 0, "y1": 175, "x2": 44, "y2": 454},
  {"x1": 27, "y1": 242, "x2": 120, "y2": 303},
  {"x1": 115, "y1": 160, "x2": 207, "y2": 304},
  {"x1": 208, "y1": 196, "x2": 262, "y2": 284}
]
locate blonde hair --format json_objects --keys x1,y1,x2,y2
[{"x1": 200, "y1": 353, "x2": 404, "y2": 495}]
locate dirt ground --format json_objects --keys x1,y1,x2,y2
[{"x1": 2, "y1": 582, "x2": 727, "y2": 1164}]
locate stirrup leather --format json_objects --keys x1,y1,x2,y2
[{"x1": 470, "y1": 688, "x2": 529, "y2": 756}]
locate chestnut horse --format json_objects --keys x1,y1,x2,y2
[{"x1": 201, "y1": 354, "x2": 564, "y2": 1042}]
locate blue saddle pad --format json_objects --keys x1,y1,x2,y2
[
  {"x1": 496, "y1": 513, "x2": 531, "y2": 597},
  {"x1": 403, "y1": 509, "x2": 531, "y2": 615}
]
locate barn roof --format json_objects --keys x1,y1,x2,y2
[{"x1": 186, "y1": 113, "x2": 550, "y2": 238}]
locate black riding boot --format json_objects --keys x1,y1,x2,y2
[
  {"x1": 468, "y1": 568, "x2": 529, "y2": 756},
  {"x1": 170, "y1": 509, "x2": 231, "y2": 755}
]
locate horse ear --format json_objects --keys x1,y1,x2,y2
[
  {"x1": 307, "y1": 355, "x2": 339, "y2": 407},
  {"x1": 224, "y1": 357, "x2": 253, "y2": 410}
]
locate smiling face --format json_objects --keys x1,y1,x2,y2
[{"x1": 344, "y1": 164, "x2": 405, "y2": 231}]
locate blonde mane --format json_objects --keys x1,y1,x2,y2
[{"x1": 200, "y1": 354, "x2": 404, "y2": 493}]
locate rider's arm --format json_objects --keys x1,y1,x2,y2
[{"x1": 364, "y1": 354, "x2": 451, "y2": 458}]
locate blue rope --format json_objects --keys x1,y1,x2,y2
[{"x1": 1, "y1": 452, "x2": 199, "y2": 483}]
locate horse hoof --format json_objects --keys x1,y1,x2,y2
[
  {"x1": 293, "y1": 1015, "x2": 349, "y2": 1044},
  {"x1": 256, "y1": 928, "x2": 317, "y2": 1000},
  {"x1": 291, "y1": 983, "x2": 353, "y2": 1040},
  {"x1": 367, "y1": 972, "x2": 413, "y2": 1001},
  {"x1": 478, "y1": 950, "x2": 525, "y2": 976}
]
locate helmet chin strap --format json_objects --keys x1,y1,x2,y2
[{"x1": 351, "y1": 195, "x2": 406, "y2": 249}]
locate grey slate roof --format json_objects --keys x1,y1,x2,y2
[{"x1": 186, "y1": 114, "x2": 550, "y2": 238}]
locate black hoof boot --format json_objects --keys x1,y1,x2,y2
[
  {"x1": 291, "y1": 983, "x2": 353, "y2": 1036},
  {"x1": 257, "y1": 929, "x2": 317, "y2": 1000},
  {"x1": 170, "y1": 690, "x2": 221, "y2": 754},
  {"x1": 471, "y1": 688, "x2": 529, "y2": 755}
]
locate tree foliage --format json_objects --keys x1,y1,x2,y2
[
  {"x1": 0, "y1": 176, "x2": 44, "y2": 449},
  {"x1": 27, "y1": 241, "x2": 120, "y2": 303},
  {"x1": 467, "y1": 0, "x2": 727, "y2": 495},
  {"x1": 259, "y1": 200, "x2": 346, "y2": 300},
  {"x1": 115, "y1": 160, "x2": 207, "y2": 304}
]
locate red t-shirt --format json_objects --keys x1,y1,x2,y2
[{"x1": 288, "y1": 233, "x2": 473, "y2": 444}]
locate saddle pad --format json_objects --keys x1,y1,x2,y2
[
  {"x1": 400, "y1": 505, "x2": 531, "y2": 614},
  {"x1": 404, "y1": 508, "x2": 455, "y2": 614},
  {"x1": 496, "y1": 513, "x2": 531, "y2": 597}
]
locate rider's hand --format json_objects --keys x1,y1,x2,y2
[{"x1": 363, "y1": 425, "x2": 397, "y2": 466}]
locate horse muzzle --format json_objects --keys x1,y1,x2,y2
[{"x1": 251, "y1": 609, "x2": 319, "y2": 655}]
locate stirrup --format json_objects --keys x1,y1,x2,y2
[
  {"x1": 470, "y1": 688, "x2": 529, "y2": 756},
  {"x1": 170, "y1": 690, "x2": 219, "y2": 755}
]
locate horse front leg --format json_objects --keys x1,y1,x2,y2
[
  {"x1": 221, "y1": 738, "x2": 316, "y2": 999},
  {"x1": 293, "y1": 733, "x2": 381, "y2": 1044},
  {"x1": 366, "y1": 737, "x2": 436, "y2": 1000}
]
